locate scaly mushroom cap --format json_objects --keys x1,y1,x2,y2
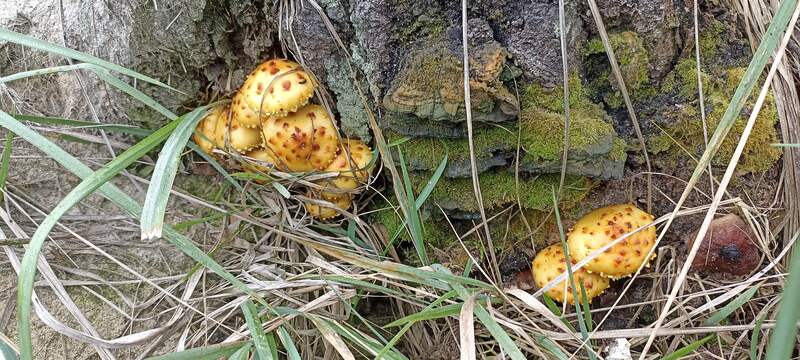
[
  {"x1": 193, "y1": 108, "x2": 221, "y2": 155},
  {"x1": 231, "y1": 59, "x2": 315, "y2": 128},
  {"x1": 323, "y1": 139, "x2": 374, "y2": 192},
  {"x1": 567, "y1": 204, "x2": 657, "y2": 279},
  {"x1": 532, "y1": 244, "x2": 609, "y2": 304},
  {"x1": 211, "y1": 106, "x2": 263, "y2": 153},
  {"x1": 242, "y1": 148, "x2": 277, "y2": 173},
  {"x1": 261, "y1": 104, "x2": 339, "y2": 172},
  {"x1": 304, "y1": 192, "x2": 352, "y2": 220}
]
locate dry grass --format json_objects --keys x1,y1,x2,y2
[{"x1": 0, "y1": 0, "x2": 799, "y2": 358}]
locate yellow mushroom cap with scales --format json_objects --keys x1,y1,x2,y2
[
  {"x1": 261, "y1": 104, "x2": 339, "y2": 172},
  {"x1": 532, "y1": 243, "x2": 609, "y2": 304},
  {"x1": 231, "y1": 59, "x2": 315, "y2": 128},
  {"x1": 304, "y1": 192, "x2": 353, "y2": 220},
  {"x1": 322, "y1": 139, "x2": 374, "y2": 192},
  {"x1": 567, "y1": 204, "x2": 657, "y2": 279}
]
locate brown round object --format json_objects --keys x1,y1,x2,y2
[
  {"x1": 688, "y1": 213, "x2": 760, "y2": 277},
  {"x1": 304, "y1": 192, "x2": 352, "y2": 220},
  {"x1": 322, "y1": 139, "x2": 374, "y2": 192}
]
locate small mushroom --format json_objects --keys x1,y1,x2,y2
[
  {"x1": 231, "y1": 59, "x2": 315, "y2": 128},
  {"x1": 532, "y1": 243, "x2": 609, "y2": 304},
  {"x1": 688, "y1": 213, "x2": 760, "y2": 277},
  {"x1": 322, "y1": 139, "x2": 374, "y2": 192},
  {"x1": 242, "y1": 148, "x2": 277, "y2": 173},
  {"x1": 193, "y1": 106, "x2": 222, "y2": 155},
  {"x1": 261, "y1": 104, "x2": 339, "y2": 172},
  {"x1": 567, "y1": 204, "x2": 657, "y2": 279},
  {"x1": 210, "y1": 105, "x2": 263, "y2": 153},
  {"x1": 304, "y1": 192, "x2": 353, "y2": 220}
]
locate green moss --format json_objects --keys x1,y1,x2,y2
[
  {"x1": 650, "y1": 67, "x2": 782, "y2": 174},
  {"x1": 389, "y1": 102, "x2": 616, "y2": 171},
  {"x1": 698, "y1": 19, "x2": 727, "y2": 58},
  {"x1": 585, "y1": 31, "x2": 649, "y2": 91},
  {"x1": 661, "y1": 58, "x2": 710, "y2": 100},
  {"x1": 519, "y1": 105, "x2": 616, "y2": 161},
  {"x1": 584, "y1": 31, "x2": 652, "y2": 106},
  {"x1": 520, "y1": 73, "x2": 588, "y2": 113},
  {"x1": 411, "y1": 172, "x2": 592, "y2": 212}
]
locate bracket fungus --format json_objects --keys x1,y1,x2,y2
[
  {"x1": 232, "y1": 59, "x2": 315, "y2": 128},
  {"x1": 192, "y1": 58, "x2": 374, "y2": 220},
  {"x1": 532, "y1": 244, "x2": 610, "y2": 304},
  {"x1": 566, "y1": 204, "x2": 657, "y2": 279}
]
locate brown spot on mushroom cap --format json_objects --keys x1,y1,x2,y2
[
  {"x1": 260, "y1": 104, "x2": 339, "y2": 172},
  {"x1": 688, "y1": 213, "x2": 760, "y2": 277},
  {"x1": 566, "y1": 204, "x2": 657, "y2": 279},
  {"x1": 531, "y1": 244, "x2": 609, "y2": 305}
]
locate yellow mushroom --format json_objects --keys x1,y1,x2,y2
[
  {"x1": 261, "y1": 104, "x2": 339, "y2": 172},
  {"x1": 532, "y1": 243, "x2": 609, "y2": 304},
  {"x1": 322, "y1": 139, "x2": 374, "y2": 192},
  {"x1": 567, "y1": 204, "x2": 657, "y2": 279},
  {"x1": 193, "y1": 107, "x2": 221, "y2": 156},
  {"x1": 231, "y1": 59, "x2": 315, "y2": 128},
  {"x1": 242, "y1": 147, "x2": 278, "y2": 173},
  {"x1": 304, "y1": 192, "x2": 352, "y2": 220},
  {"x1": 210, "y1": 105, "x2": 263, "y2": 153}
]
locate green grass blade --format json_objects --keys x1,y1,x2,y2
[
  {"x1": 0, "y1": 63, "x2": 93, "y2": 84},
  {"x1": 750, "y1": 313, "x2": 766, "y2": 360},
  {"x1": 226, "y1": 342, "x2": 252, "y2": 360},
  {"x1": 414, "y1": 154, "x2": 447, "y2": 210},
  {"x1": 535, "y1": 336, "x2": 569, "y2": 360},
  {"x1": 397, "y1": 149, "x2": 428, "y2": 265},
  {"x1": 765, "y1": 230, "x2": 800, "y2": 360},
  {"x1": 552, "y1": 188, "x2": 595, "y2": 360},
  {"x1": 92, "y1": 67, "x2": 176, "y2": 120},
  {"x1": 384, "y1": 303, "x2": 463, "y2": 328},
  {"x1": 241, "y1": 299, "x2": 275, "y2": 360},
  {"x1": 0, "y1": 131, "x2": 13, "y2": 198},
  {"x1": 704, "y1": 284, "x2": 759, "y2": 326},
  {"x1": 661, "y1": 334, "x2": 715, "y2": 360},
  {"x1": 13, "y1": 114, "x2": 153, "y2": 137},
  {"x1": 0, "y1": 28, "x2": 175, "y2": 90},
  {"x1": 145, "y1": 341, "x2": 249, "y2": 360},
  {"x1": 0, "y1": 109, "x2": 263, "y2": 358},
  {"x1": 141, "y1": 105, "x2": 212, "y2": 240},
  {"x1": 186, "y1": 142, "x2": 244, "y2": 192},
  {"x1": 14, "y1": 112, "x2": 185, "y2": 358},
  {"x1": 0, "y1": 333, "x2": 18, "y2": 360},
  {"x1": 276, "y1": 326, "x2": 301, "y2": 360}
]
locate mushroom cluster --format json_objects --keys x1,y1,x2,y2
[
  {"x1": 532, "y1": 204, "x2": 657, "y2": 304},
  {"x1": 193, "y1": 59, "x2": 375, "y2": 219}
]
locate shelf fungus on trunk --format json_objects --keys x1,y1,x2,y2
[
  {"x1": 532, "y1": 244, "x2": 609, "y2": 304},
  {"x1": 232, "y1": 59, "x2": 316, "y2": 128},
  {"x1": 567, "y1": 204, "x2": 657, "y2": 279},
  {"x1": 687, "y1": 213, "x2": 760, "y2": 277}
]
